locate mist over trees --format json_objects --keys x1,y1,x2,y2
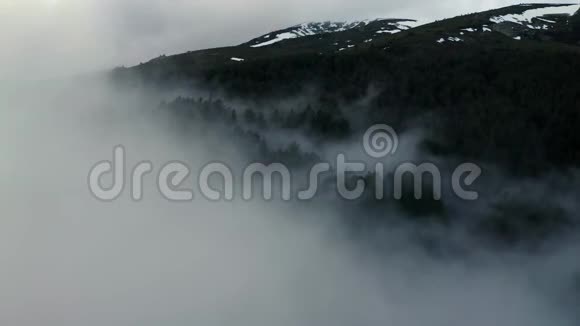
[{"x1": 3, "y1": 3, "x2": 580, "y2": 325}]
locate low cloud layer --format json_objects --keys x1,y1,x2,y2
[
  {"x1": 1, "y1": 76, "x2": 579, "y2": 326},
  {"x1": 2, "y1": 2, "x2": 580, "y2": 324}
]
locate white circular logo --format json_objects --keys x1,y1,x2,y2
[{"x1": 363, "y1": 124, "x2": 399, "y2": 158}]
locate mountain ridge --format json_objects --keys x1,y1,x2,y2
[
  {"x1": 243, "y1": 18, "x2": 421, "y2": 48},
  {"x1": 121, "y1": 2, "x2": 580, "y2": 76}
]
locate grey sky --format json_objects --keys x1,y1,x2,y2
[{"x1": 0, "y1": 0, "x2": 570, "y2": 80}]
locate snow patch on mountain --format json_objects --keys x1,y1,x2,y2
[
  {"x1": 250, "y1": 21, "x2": 373, "y2": 47},
  {"x1": 375, "y1": 20, "x2": 420, "y2": 35},
  {"x1": 490, "y1": 4, "x2": 579, "y2": 27},
  {"x1": 249, "y1": 19, "x2": 421, "y2": 48},
  {"x1": 250, "y1": 33, "x2": 298, "y2": 48},
  {"x1": 437, "y1": 36, "x2": 464, "y2": 44}
]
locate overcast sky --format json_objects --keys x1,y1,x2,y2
[{"x1": 0, "y1": 0, "x2": 570, "y2": 80}]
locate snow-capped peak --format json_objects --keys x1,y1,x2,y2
[{"x1": 247, "y1": 18, "x2": 420, "y2": 48}]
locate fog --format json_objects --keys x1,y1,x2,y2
[
  {"x1": 0, "y1": 73, "x2": 579, "y2": 325},
  {"x1": 2, "y1": 0, "x2": 580, "y2": 324}
]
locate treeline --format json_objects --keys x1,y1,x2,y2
[
  {"x1": 161, "y1": 97, "x2": 355, "y2": 166},
  {"x1": 164, "y1": 97, "x2": 351, "y2": 139},
  {"x1": 200, "y1": 43, "x2": 580, "y2": 175}
]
